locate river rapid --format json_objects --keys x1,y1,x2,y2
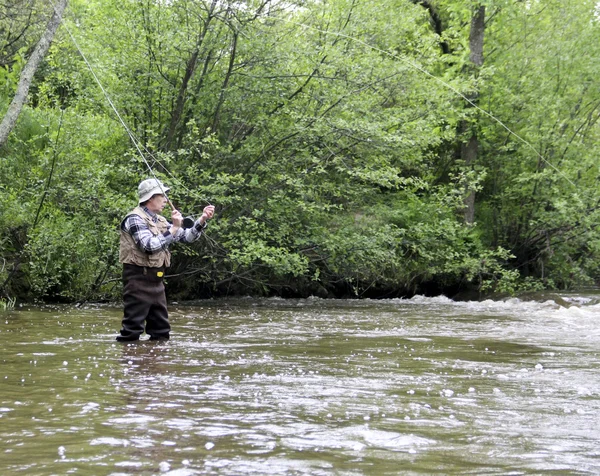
[{"x1": 1, "y1": 294, "x2": 599, "y2": 475}]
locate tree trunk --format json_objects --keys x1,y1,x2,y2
[
  {"x1": 462, "y1": 5, "x2": 485, "y2": 224},
  {"x1": 0, "y1": 0, "x2": 68, "y2": 149}
]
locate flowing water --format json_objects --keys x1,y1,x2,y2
[{"x1": 1, "y1": 294, "x2": 599, "y2": 475}]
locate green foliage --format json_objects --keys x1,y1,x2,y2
[
  {"x1": 0, "y1": 296, "x2": 16, "y2": 310},
  {"x1": 473, "y1": 0, "x2": 600, "y2": 289},
  {"x1": 2, "y1": 0, "x2": 600, "y2": 301}
]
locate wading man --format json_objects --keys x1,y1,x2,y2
[{"x1": 116, "y1": 178, "x2": 215, "y2": 342}]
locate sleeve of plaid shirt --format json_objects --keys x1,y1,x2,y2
[{"x1": 122, "y1": 215, "x2": 208, "y2": 254}]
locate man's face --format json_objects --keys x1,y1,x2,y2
[{"x1": 146, "y1": 194, "x2": 167, "y2": 213}]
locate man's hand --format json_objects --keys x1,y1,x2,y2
[
  {"x1": 200, "y1": 205, "x2": 215, "y2": 223},
  {"x1": 170, "y1": 209, "x2": 183, "y2": 235},
  {"x1": 171, "y1": 209, "x2": 183, "y2": 227}
]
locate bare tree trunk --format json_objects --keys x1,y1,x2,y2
[
  {"x1": 469, "y1": 6, "x2": 485, "y2": 67},
  {"x1": 0, "y1": 0, "x2": 68, "y2": 149},
  {"x1": 462, "y1": 5, "x2": 485, "y2": 224}
]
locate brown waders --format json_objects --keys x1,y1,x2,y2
[{"x1": 116, "y1": 264, "x2": 170, "y2": 341}]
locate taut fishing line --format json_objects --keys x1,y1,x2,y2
[
  {"x1": 46, "y1": 0, "x2": 212, "y2": 209},
  {"x1": 48, "y1": 0, "x2": 576, "y2": 190},
  {"x1": 273, "y1": 16, "x2": 577, "y2": 188}
]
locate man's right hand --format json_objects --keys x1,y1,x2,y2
[
  {"x1": 171, "y1": 209, "x2": 183, "y2": 227},
  {"x1": 170, "y1": 209, "x2": 183, "y2": 235}
]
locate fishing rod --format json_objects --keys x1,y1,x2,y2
[{"x1": 46, "y1": 0, "x2": 214, "y2": 216}]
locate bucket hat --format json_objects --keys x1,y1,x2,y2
[{"x1": 138, "y1": 178, "x2": 170, "y2": 204}]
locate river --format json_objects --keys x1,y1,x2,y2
[{"x1": 1, "y1": 294, "x2": 599, "y2": 475}]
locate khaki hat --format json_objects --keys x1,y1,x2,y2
[{"x1": 138, "y1": 178, "x2": 170, "y2": 204}]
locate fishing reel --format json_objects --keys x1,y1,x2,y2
[{"x1": 182, "y1": 216, "x2": 196, "y2": 229}]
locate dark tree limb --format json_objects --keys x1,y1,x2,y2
[
  {"x1": 163, "y1": 0, "x2": 219, "y2": 150},
  {"x1": 410, "y1": 0, "x2": 450, "y2": 54},
  {"x1": 210, "y1": 28, "x2": 238, "y2": 133}
]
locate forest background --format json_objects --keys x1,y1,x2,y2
[{"x1": 2, "y1": 0, "x2": 600, "y2": 303}]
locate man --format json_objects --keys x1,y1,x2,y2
[{"x1": 116, "y1": 178, "x2": 215, "y2": 342}]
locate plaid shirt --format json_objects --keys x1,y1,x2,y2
[{"x1": 121, "y1": 207, "x2": 207, "y2": 254}]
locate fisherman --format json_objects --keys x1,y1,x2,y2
[{"x1": 116, "y1": 178, "x2": 215, "y2": 342}]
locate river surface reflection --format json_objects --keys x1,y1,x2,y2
[{"x1": 1, "y1": 295, "x2": 599, "y2": 475}]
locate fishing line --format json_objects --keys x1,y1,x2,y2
[
  {"x1": 46, "y1": 0, "x2": 212, "y2": 208},
  {"x1": 273, "y1": 16, "x2": 577, "y2": 188},
  {"x1": 50, "y1": 1, "x2": 575, "y2": 190}
]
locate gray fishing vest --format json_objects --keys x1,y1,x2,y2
[{"x1": 119, "y1": 206, "x2": 171, "y2": 268}]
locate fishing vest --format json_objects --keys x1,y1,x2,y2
[{"x1": 119, "y1": 206, "x2": 172, "y2": 268}]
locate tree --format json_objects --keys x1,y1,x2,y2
[
  {"x1": 411, "y1": 0, "x2": 486, "y2": 224},
  {"x1": 0, "y1": 0, "x2": 67, "y2": 148},
  {"x1": 461, "y1": 4, "x2": 485, "y2": 224},
  {"x1": 3, "y1": 0, "x2": 600, "y2": 301}
]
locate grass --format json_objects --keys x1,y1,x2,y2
[{"x1": 0, "y1": 297, "x2": 16, "y2": 311}]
